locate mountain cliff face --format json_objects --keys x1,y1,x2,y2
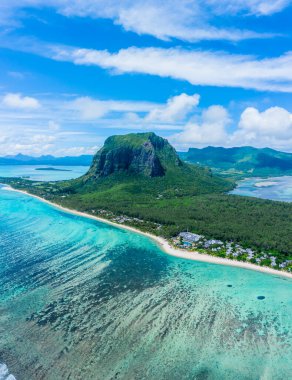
[{"x1": 87, "y1": 132, "x2": 182, "y2": 178}]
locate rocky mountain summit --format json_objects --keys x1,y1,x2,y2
[{"x1": 87, "y1": 132, "x2": 182, "y2": 178}]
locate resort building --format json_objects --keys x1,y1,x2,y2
[{"x1": 178, "y1": 232, "x2": 203, "y2": 243}]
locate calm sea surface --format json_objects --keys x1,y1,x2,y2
[
  {"x1": 230, "y1": 176, "x2": 292, "y2": 202},
  {"x1": 0, "y1": 165, "x2": 89, "y2": 181},
  {"x1": 0, "y1": 185, "x2": 292, "y2": 379}
]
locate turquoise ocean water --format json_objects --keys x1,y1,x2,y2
[
  {"x1": 230, "y1": 176, "x2": 292, "y2": 202},
  {"x1": 0, "y1": 185, "x2": 292, "y2": 379},
  {"x1": 0, "y1": 165, "x2": 89, "y2": 182}
]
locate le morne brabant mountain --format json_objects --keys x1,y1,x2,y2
[
  {"x1": 81, "y1": 132, "x2": 230, "y2": 194},
  {"x1": 2, "y1": 132, "x2": 292, "y2": 263},
  {"x1": 179, "y1": 146, "x2": 292, "y2": 178}
]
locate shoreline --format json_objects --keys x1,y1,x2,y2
[{"x1": 2, "y1": 185, "x2": 292, "y2": 280}]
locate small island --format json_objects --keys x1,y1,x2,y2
[{"x1": 35, "y1": 167, "x2": 72, "y2": 172}]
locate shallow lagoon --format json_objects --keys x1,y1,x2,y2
[
  {"x1": 0, "y1": 165, "x2": 89, "y2": 182},
  {"x1": 0, "y1": 186, "x2": 292, "y2": 379},
  {"x1": 230, "y1": 176, "x2": 292, "y2": 202}
]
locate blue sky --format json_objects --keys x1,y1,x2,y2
[{"x1": 0, "y1": 0, "x2": 291, "y2": 155}]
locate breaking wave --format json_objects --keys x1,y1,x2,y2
[{"x1": 0, "y1": 363, "x2": 16, "y2": 380}]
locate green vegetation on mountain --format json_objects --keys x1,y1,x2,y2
[
  {"x1": 179, "y1": 146, "x2": 292, "y2": 178},
  {"x1": 87, "y1": 132, "x2": 179, "y2": 178},
  {"x1": 2, "y1": 133, "x2": 292, "y2": 261}
]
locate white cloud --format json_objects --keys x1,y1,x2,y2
[
  {"x1": 238, "y1": 106, "x2": 292, "y2": 136},
  {"x1": 54, "y1": 145, "x2": 100, "y2": 156},
  {"x1": 206, "y1": 0, "x2": 290, "y2": 16},
  {"x1": 0, "y1": 0, "x2": 287, "y2": 42},
  {"x1": 170, "y1": 105, "x2": 230, "y2": 149},
  {"x1": 0, "y1": 92, "x2": 189, "y2": 155},
  {"x1": 1, "y1": 91, "x2": 292, "y2": 154},
  {"x1": 65, "y1": 94, "x2": 199, "y2": 131},
  {"x1": 105, "y1": 0, "x2": 267, "y2": 42},
  {"x1": 171, "y1": 105, "x2": 292, "y2": 152},
  {"x1": 31, "y1": 134, "x2": 56, "y2": 143},
  {"x1": 146, "y1": 93, "x2": 200, "y2": 123},
  {"x1": 2, "y1": 93, "x2": 41, "y2": 109},
  {"x1": 50, "y1": 46, "x2": 292, "y2": 93},
  {"x1": 69, "y1": 96, "x2": 155, "y2": 119},
  {"x1": 254, "y1": 0, "x2": 291, "y2": 15},
  {"x1": 229, "y1": 106, "x2": 292, "y2": 149},
  {"x1": 0, "y1": 133, "x2": 56, "y2": 155}
]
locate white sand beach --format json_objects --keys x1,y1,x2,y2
[{"x1": 3, "y1": 185, "x2": 292, "y2": 280}]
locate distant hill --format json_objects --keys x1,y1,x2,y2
[
  {"x1": 179, "y1": 146, "x2": 292, "y2": 177},
  {"x1": 0, "y1": 153, "x2": 93, "y2": 166}
]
